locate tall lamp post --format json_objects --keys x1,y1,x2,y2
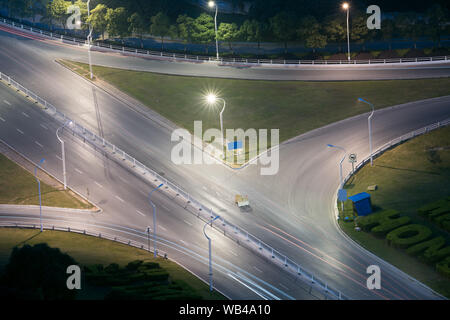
[
  {"x1": 56, "y1": 120, "x2": 73, "y2": 190},
  {"x1": 327, "y1": 144, "x2": 347, "y2": 211},
  {"x1": 149, "y1": 183, "x2": 164, "y2": 258},
  {"x1": 203, "y1": 215, "x2": 220, "y2": 292},
  {"x1": 358, "y1": 98, "x2": 375, "y2": 166},
  {"x1": 86, "y1": 0, "x2": 93, "y2": 79},
  {"x1": 206, "y1": 94, "x2": 226, "y2": 154},
  {"x1": 208, "y1": 1, "x2": 220, "y2": 60},
  {"x1": 342, "y1": 2, "x2": 351, "y2": 61},
  {"x1": 34, "y1": 158, "x2": 45, "y2": 232}
]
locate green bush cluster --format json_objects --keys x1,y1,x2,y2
[
  {"x1": 357, "y1": 204, "x2": 450, "y2": 278},
  {"x1": 84, "y1": 260, "x2": 202, "y2": 299},
  {"x1": 418, "y1": 198, "x2": 450, "y2": 232}
]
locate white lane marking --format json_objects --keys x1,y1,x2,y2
[
  {"x1": 118, "y1": 176, "x2": 128, "y2": 184},
  {"x1": 230, "y1": 250, "x2": 238, "y2": 257},
  {"x1": 136, "y1": 210, "x2": 145, "y2": 217},
  {"x1": 94, "y1": 181, "x2": 103, "y2": 188},
  {"x1": 202, "y1": 186, "x2": 208, "y2": 191},
  {"x1": 279, "y1": 283, "x2": 290, "y2": 291},
  {"x1": 227, "y1": 273, "x2": 269, "y2": 300},
  {"x1": 180, "y1": 240, "x2": 188, "y2": 246},
  {"x1": 16, "y1": 128, "x2": 24, "y2": 134},
  {"x1": 161, "y1": 205, "x2": 170, "y2": 212},
  {"x1": 55, "y1": 155, "x2": 62, "y2": 161},
  {"x1": 21, "y1": 112, "x2": 30, "y2": 118},
  {"x1": 34, "y1": 141, "x2": 43, "y2": 148},
  {"x1": 3, "y1": 100, "x2": 11, "y2": 105},
  {"x1": 74, "y1": 168, "x2": 83, "y2": 174},
  {"x1": 183, "y1": 219, "x2": 193, "y2": 226},
  {"x1": 0, "y1": 116, "x2": 5, "y2": 122},
  {"x1": 115, "y1": 195, "x2": 125, "y2": 203},
  {"x1": 40, "y1": 124, "x2": 48, "y2": 130},
  {"x1": 159, "y1": 225, "x2": 167, "y2": 232},
  {"x1": 253, "y1": 266, "x2": 263, "y2": 273}
]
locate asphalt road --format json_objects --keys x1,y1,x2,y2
[{"x1": 0, "y1": 25, "x2": 449, "y2": 299}]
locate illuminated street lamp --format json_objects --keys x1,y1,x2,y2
[
  {"x1": 34, "y1": 158, "x2": 45, "y2": 232},
  {"x1": 203, "y1": 215, "x2": 220, "y2": 292},
  {"x1": 208, "y1": 1, "x2": 220, "y2": 60},
  {"x1": 205, "y1": 93, "x2": 226, "y2": 152},
  {"x1": 56, "y1": 120, "x2": 73, "y2": 190},
  {"x1": 342, "y1": 2, "x2": 351, "y2": 61},
  {"x1": 149, "y1": 183, "x2": 164, "y2": 258},
  {"x1": 358, "y1": 98, "x2": 375, "y2": 166},
  {"x1": 327, "y1": 144, "x2": 347, "y2": 212}
]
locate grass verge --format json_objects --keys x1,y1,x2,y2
[
  {"x1": 0, "y1": 153, "x2": 91, "y2": 209},
  {"x1": 339, "y1": 126, "x2": 450, "y2": 297},
  {"x1": 0, "y1": 228, "x2": 226, "y2": 300}
]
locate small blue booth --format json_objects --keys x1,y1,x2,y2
[{"x1": 348, "y1": 192, "x2": 373, "y2": 216}]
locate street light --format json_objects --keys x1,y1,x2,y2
[
  {"x1": 205, "y1": 93, "x2": 226, "y2": 153},
  {"x1": 342, "y1": 2, "x2": 351, "y2": 61},
  {"x1": 208, "y1": 1, "x2": 219, "y2": 60},
  {"x1": 34, "y1": 158, "x2": 45, "y2": 232},
  {"x1": 56, "y1": 120, "x2": 73, "y2": 190},
  {"x1": 203, "y1": 215, "x2": 220, "y2": 292},
  {"x1": 86, "y1": 0, "x2": 93, "y2": 79},
  {"x1": 358, "y1": 98, "x2": 375, "y2": 166},
  {"x1": 149, "y1": 183, "x2": 164, "y2": 258},
  {"x1": 327, "y1": 144, "x2": 347, "y2": 212}
]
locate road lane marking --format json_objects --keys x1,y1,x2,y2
[
  {"x1": 74, "y1": 168, "x2": 83, "y2": 174},
  {"x1": 3, "y1": 100, "x2": 11, "y2": 105},
  {"x1": 279, "y1": 283, "x2": 290, "y2": 291},
  {"x1": 55, "y1": 155, "x2": 62, "y2": 161},
  {"x1": 16, "y1": 128, "x2": 24, "y2": 134},
  {"x1": 94, "y1": 181, "x2": 103, "y2": 188},
  {"x1": 183, "y1": 219, "x2": 193, "y2": 226},
  {"x1": 21, "y1": 112, "x2": 30, "y2": 118},
  {"x1": 136, "y1": 210, "x2": 145, "y2": 217},
  {"x1": 180, "y1": 240, "x2": 188, "y2": 246},
  {"x1": 253, "y1": 266, "x2": 263, "y2": 273},
  {"x1": 34, "y1": 141, "x2": 43, "y2": 148},
  {"x1": 159, "y1": 225, "x2": 167, "y2": 232},
  {"x1": 40, "y1": 124, "x2": 48, "y2": 130},
  {"x1": 115, "y1": 195, "x2": 125, "y2": 203},
  {"x1": 0, "y1": 116, "x2": 5, "y2": 122},
  {"x1": 161, "y1": 205, "x2": 170, "y2": 212},
  {"x1": 230, "y1": 250, "x2": 238, "y2": 257}
]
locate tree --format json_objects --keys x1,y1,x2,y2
[
  {"x1": 128, "y1": 12, "x2": 146, "y2": 48},
  {"x1": 324, "y1": 16, "x2": 346, "y2": 52},
  {"x1": 150, "y1": 12, "x2": 171, "y2": 50},
  {"x1": 192, "y1": 13, "x2": 215, "y2": 54},
  {"x1": 240, "y1": 19, "x2": 266, "y2": 53},
  {"x1": 87, "y1": 4, "x2": 108, "y2": 40},
  {"x1": 177, "y1": 14, "x2": 195, "y2": 52},
  {"x1": 0, "y1": 243, "x2": 78, "y2": 300},
  {"x1": 426, "y1": 4, "x2": 448, "y2": 48},
  {"x1": 297, "y1": 16, "x2": 327, "y2": 53},
  {"x1": 381, "y1": 19, "x2": 395, "y2": 50},
  {"x1": 396, "y1": 12, "x2": 424, "y2": 49},
  {"x1": 350, "y1": 15, "x2": 369, "y2": 50},
  {"x1": 269, "y1": 12, "x2": 297, "y2": 54},
  {"x1": 218, "y1": 22, "x2": 240, "y2": 53},
  {"x1": 106, "y1": 7, "x2": 129, "y2": 42},
  {"x1": 47, "y1": 0, "x2": 69, "y2": 30}
]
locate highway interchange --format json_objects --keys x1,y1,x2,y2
[{"x1": 0, "y1": 23, "x2": 450, "y2": 300}]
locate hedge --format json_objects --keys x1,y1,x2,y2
[
  {"x1": 406, "y1": 236, "x2": 447, "y2": 257},
  {"x1": 436, "y1": 256, "x2": 450, "y2": 278},
  {"x1": 358, "y1": 210, "x2": 411, "y2": 236},
  {"x1": 418, "y1": 199, "x2": 448, "y2": 216},
  {"x1": 386, "y1": 224, "x2": 433, "y2": 249}
]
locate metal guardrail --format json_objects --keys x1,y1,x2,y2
[
  {"x1": 0, "y1": 71, "x2": 349, "y2": 300},
  {"x1": 1, "y1": 18, "x2": 449, "y2": 67},
  {"x1": 342, "y1": 118, "x2": 450, "y2": 188}
]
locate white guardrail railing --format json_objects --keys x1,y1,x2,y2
[
  {"x1": 1, "y1": 17, "x2": 449, "y2": 67},
  {"x1": 0, "y1": 71, "x2": 348, "y2": 300},
  {"x1": 342, "y1": 118, "x2": 450, "y2": 189}
]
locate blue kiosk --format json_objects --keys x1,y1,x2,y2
[{"x1": 348, "y1": 192, "x2": 373, "y2": 216}]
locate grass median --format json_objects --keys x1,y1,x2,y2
[
  {"x1": 0, "y1": 153, "x2": 91, "y2": 209},
  {"x1": 0, "y1": 228, "x2": 226, "y2": 300},
  {"x1": 339, "y1": 126, "x2": 450, "y2": 297},
  {"x1": 60, "y1": 59, "x2": 450, "y2": 147}
]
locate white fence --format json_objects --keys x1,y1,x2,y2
[
  {"x1": 1, "y1": 18, "x2": 449, "y2": 67},
  {"x1": 0, "y1": 71, "x2": 349, "y2": 300}
]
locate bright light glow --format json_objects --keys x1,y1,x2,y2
[
  {"x1": 208, "y1": 1, "x2": 215, "y2": 8},
  {"x1": 206, "y1": 93, "x2": 217, "y2": 105},
  {"x1": 342, "y1": 2, "x2": 349, "y2": 10}
]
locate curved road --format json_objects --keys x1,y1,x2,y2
[{"x1": 0, "y1": 25, "x2": 449, "y2": 299}]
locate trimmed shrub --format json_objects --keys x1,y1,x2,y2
[
  {"x1": 358, "y1": 210, "x2": 411, "y2": 236},
  {"x1": 442, "y1": 221, "x2": 450, "y2": 233},
  {"x1": 423, "y1": 243, "x2": 450, "y2": 264},
  {"x1": 428, "y1": 206, "x2": 450, "y2": 219},
  {"x1": 418, "y1": 199, "x2": 447, "y2": 216},
  {"x1": 434, "y1": 213, "x2": 450, "y2": 227},
  {"x1": 386, "y1": 224, "x2": 432, "y2": 249},
  {"x1": 436, "y1": 256, "x2": 450, "y2": 278},
  {"x1": 125, "y1": 260, "x2": 143, "y2": 271},
  {"x1": 406, "y1": 236, "x2": 447, "y2": 257}
]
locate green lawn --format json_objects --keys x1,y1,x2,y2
[
  {"x1": 60, "y1": 60, "x2": 450, "y2": 146},
  {"x1": 339, "y1": 126, "x2": 450, "y2": 297},
  {"x1": 0, "y1": 153, "x2": 91, "y2": 209},
  {"x1": 0, "y1": 228, "x2": 226, "y2": 300}
]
